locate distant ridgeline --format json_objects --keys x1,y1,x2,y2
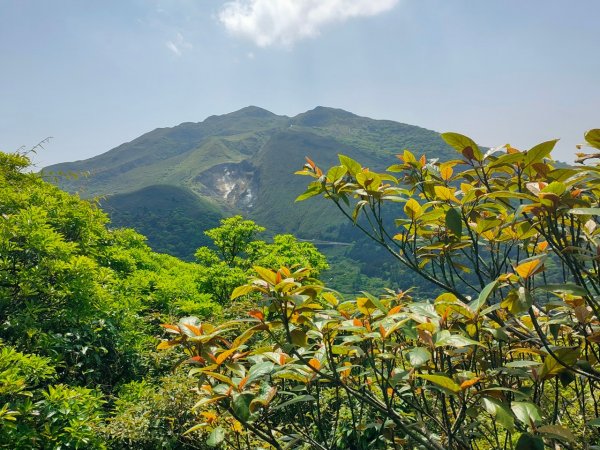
[{"x1": 43, "y1": 106, "x2": 455, "y2": 293}]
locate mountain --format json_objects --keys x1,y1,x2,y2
[
  {"x1": 44, "y1": 106, "x2": 454, "y2": 263},
  {"x1": 101, "y1": 185, "x2": 223, "y2": 258}
]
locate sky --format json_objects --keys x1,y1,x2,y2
[{"x1": 1, "y1": 0, "x2": 598, "y2": 167}]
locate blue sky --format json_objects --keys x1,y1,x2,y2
[{"x1": 1, "y1": 0, "x2": 598, "y2": 166}]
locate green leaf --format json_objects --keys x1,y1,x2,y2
[
  {"x1": 539, "y1": 346, "x2": 579, "y2": 380},
  {"x1": 360, "y1": 291, "x2": 388, "y2": 314},
  {"x1": 559, "y1": 370, "x2": 576, "y2": 387},
  {"x1": 290, "y1": 329, "x2": 308, "y2": 347},
  {"x1": 441, "y1": 132, "x2": 483, "y2": 161},
  {"x1": 585, "y1": 129, "x2": 600, "y2": 149},
  {"x1": 525, "y1": 139, "x2": 558, "y2": 166},
  {"x1": 501, "y1": 287, "x2": 532, "y2": 315},
  {"x1": 537, "y1": 424, "x2": 576, "y2": 443},
  {"x1": 542, "y1": 181, "x2": 565, "y2": 195},
  {"x1": 484, "y1": 191, "x2": 537, "y2": 202},
  {"x1": 407, "y1": 347, "x2": 431, "y2": 368},
  {"x1": 295, "y1": 183, "x2": 323, "y2": 202},
  {"x1": 445, "y1": 207, "x2": 462, "y2": 237},
  {"x1": 232, "y1": 393, "x2": 254, "y2": 423},
  {"x1": 511, "y1": 402, "x2": 542, "y2": 426},
  {"x1": 206, "y1": 427, "x2": 225, "y2": 447},
  {"x1": 435, "y1": 333, "x2": 482, "y2": 348},
  {"x1": 489, "y1": 152, "x2": 525, "y2": 168},
  {"x1": 326, "y1": 165, "x2": 347, "y2": 182},
  {"x1": 587, "y1": 417, "x2": 600, "y2": 427},
  {"x1": 273, "y1": 394, "x2": 315, "y2": 410},
  {"x1": 338, "y1": 154, "x2": 362, "y2": 176},
  {"x1": 417, "y1": 374, "x2": 461, "y2": 394},
  {"x1": 469, "y1": 280, "x2": 498, "y2": 313},
  {"x1": 535, "y1": 283, "x2": 588, "y2": 296},
  {"x1": 247, "y1": 362, "x2": 275, "y2": 384},
  {"x1": 505, "y1": 360, "x2": 542, "y2": 368},
  {"x1": 568, "y1": 207, "x2": 600, "y2": 216},
  {"x1": 515, "y1": 433, "x2": 544, "y2": 450},
  {"x1": 482, "y1": 397, "x2": 514, "y2": 431}
]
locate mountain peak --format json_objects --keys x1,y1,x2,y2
[
  {"x1": 292, "y1": 106, "x2": 358, "y2": 127},
  {"x1": 226, "y1": 105, "x2": 277, "y2": 118}
]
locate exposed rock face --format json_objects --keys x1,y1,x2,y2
[{"x1": 195, "y1": 160, "x2": 257, "y2": 209}]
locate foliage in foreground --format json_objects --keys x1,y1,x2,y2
[
  {"x1": 161, "y1": 129, "x2": 600, "y2": 449},
  {"x1": 0, "y1": 150, "x2": 329, "y2": 448}
]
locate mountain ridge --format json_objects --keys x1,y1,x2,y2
[{"x1": 43, "y1": 106, "x2": 454, "y2": 262}]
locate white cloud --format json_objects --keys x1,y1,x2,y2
[
  {"x1": 166, "y1": 40, "x2": 182, "y2": 55},
  {"x1": 165, "y1": 32, "x2": 193, "y2": 56},
  {"x1": 218, "y1": 0, "x2": 399, "y2": 47}
]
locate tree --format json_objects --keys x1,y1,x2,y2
[
  {"x1": 161, "y1": 129, "x2": 600, "y2": 449},
  {"x1": 195, "y1": 217, "x2": 328, "y2": 304},
  {"x1": 0, "y1": 150, "x2": 223, "y2": 448},
  {"x1": 203, "y1": 216, "x2": 265, "y2": 266}
]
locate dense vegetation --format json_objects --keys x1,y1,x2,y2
[
  {"x1": 101, "y1": 185, "x2": 223, "y2": 260},
  {"x1": 4, "y1": 126, "x2": 600, "y2": 449},
  {"x1": 161, "y1": 129, "x2": 600, "y2": 449},
  {"x1": 0, "y1": 152, "x2": 325, "y2": 448}
]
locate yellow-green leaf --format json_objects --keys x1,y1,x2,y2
[
  {"x1": 434, "y1": 185, "x2": 458, "y2": 202},
  {"x1": 418, "y1": 374, "x2": 461, "y2": 393},
  {"x1": 441, "y1": 132, "x2": 483, "y2": 161},
  {"x1": 585, "y1": 129, "x2": 600, "y2": 149},
  {"x1": 404, "y1": 198, "x2": 423, "y2": 220},
  {"x1": 537, "y1": 425, "x2": 576, "y2": 443},
  {"x1": 253, "y1": 266, "x2": 277, "y2": 285},
  {"x1": 231, "y1": 284, "x2": 255, "y2": 300}
]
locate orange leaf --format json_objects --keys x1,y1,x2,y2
[
  {"x1": 160, "y1": 323, "x2": 181, "y2": 333},
  {"x1": 379, "y1": 324, "x2": 387, "y2": 338},
  {"x1": 460, "y1": 377, "x2": 481, "y2": 390},
  {"x1": 248, "y1": 310, "x2": 265, "y2": 321},
  {"x1": 515, "y1": 259, "x2": 544, "y2": 279},
  {"x1": 308, "y1": 358, "x2": 321, "y2": 371},
  {"x1": 201, "y1": 410, "x2": 218, "y2": 425},
  {"x1": 238, "y1": 375, "x2": 249, "y2": 390},
  {"x1": 183, "y1": 323, "x2": 202, "y2": 336},
  {"x1": 353, "y1": 318, "x2": 362, "y2": 327},
  {"x1": 388, "y1": 305, "x2": 402, "y2": 315},
  {"x1": 216, "y1": 347, "x2": 238, "y2": 365},
  {"x1": 440, "y1": 165, "x2": 453, "y2": 181},
  {"x1": 340, "y1": 362, "x2": 352, "y2": 378},
  {"x1": 305, "y1": 156, "x2": 316, "y2": 170}
]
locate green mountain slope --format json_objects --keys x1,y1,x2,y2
[
  {"x1": 44, "y1": 106, "x2": 454, "y2": 265},
  {"x1": 100, "y1": 185, "x2": 222, "y2": 260}
]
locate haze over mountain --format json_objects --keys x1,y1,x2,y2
[{"x1": 44, "y1": 106, "x2": 454, "y2": 262}]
